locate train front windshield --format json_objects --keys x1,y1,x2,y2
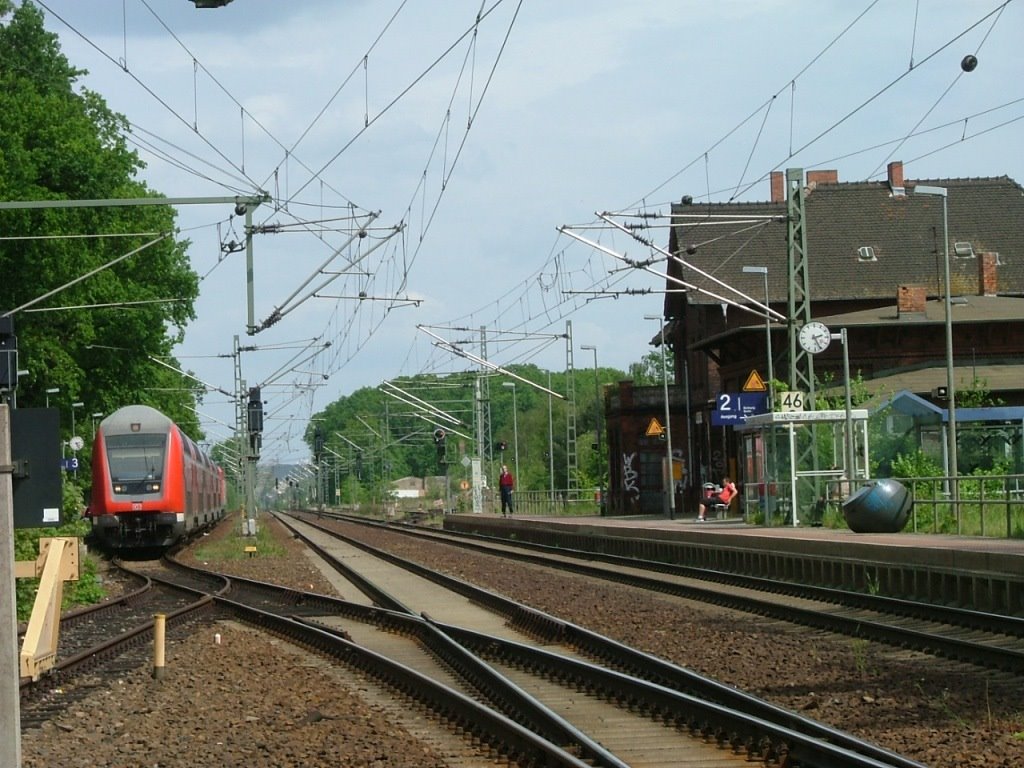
[{"x1": 105, "y1": 433, "x2": 168, "y2": 491}]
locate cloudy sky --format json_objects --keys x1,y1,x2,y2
[{"x1": 32, "y1": 0, "x2": 1024, "y2": 463}]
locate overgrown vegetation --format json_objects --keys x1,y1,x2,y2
[
  {"x1": 15, "y1": 479, "x2": 103, "y2": 621},
  {"x1": 191, "y1": 521, "x2": 286, "y2": 561}
]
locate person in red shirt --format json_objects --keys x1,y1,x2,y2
[
  {"x1": 698, "y1": 475, "x2": 736, "y2": 521},
  {"x1": 499, "y1": 465, "x2": 515, "y2": 516}
]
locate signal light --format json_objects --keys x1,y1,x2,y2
[{"x1": 247, "y1": 386, "x2": 264, "y2": 434}]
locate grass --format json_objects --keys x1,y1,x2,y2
[
  {"x1": 191, "y1": 523, "x2": 286, "y2": 561},
  {"x1": 850, "y1": 637, "x2": 871, "y2": 678}
]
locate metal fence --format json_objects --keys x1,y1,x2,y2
[
  {"x1": 739, "y1": 474, "x2": 1024, "y2": 538},
  {"x1": 507, "y1": 489, "x2": 603, "y2": 517},
  {"x1": 897, "y1": 473, "x2": 1024, "y2": 538}
]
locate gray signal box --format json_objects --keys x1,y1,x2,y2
[{"x1": 11, "y1": 408, "x2": 62, "y2": 529}]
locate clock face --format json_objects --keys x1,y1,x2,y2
[{"x1": 799, "y1": 321, "x2": 831, "y2": 354}]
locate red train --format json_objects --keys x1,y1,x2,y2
[{"x1": 88, "y1": 404, "x2": 226, "y2": 549}]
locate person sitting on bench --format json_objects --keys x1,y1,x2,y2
[{"x1": 698, "y1": 476, "x2": 736, "y2": 521}]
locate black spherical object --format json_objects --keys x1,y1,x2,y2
[
  {"x1": 961, "y1": 54, "x2": 978, "y2": 72},
  {"x1": 842, "y1": 479, "x2": 912, "y2": 533}
]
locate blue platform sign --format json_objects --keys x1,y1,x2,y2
[
  {"x1": 712, "y1": 392, "x2": 768, "y2": 426},
  {"x1": 60, "y1": 457, "x2": 79, "y2": 471}
]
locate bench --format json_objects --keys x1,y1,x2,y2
[{"x1": 709, "y1": 495, "x2": 737, "y2": 519}]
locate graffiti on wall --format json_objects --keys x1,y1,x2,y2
[{"x1": 622, "y1": 451, "x2": 640, "y2": 500}]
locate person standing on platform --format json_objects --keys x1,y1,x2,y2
[{"x1": 499, "y1": 464, "x2": 515, "y2": 517}]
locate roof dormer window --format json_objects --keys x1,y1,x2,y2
[
  {"x1": 857, "y1": 246, "x2": 877, "y2": 262},
  {"x1": 954, "y1": 241, "x2": 975, "y2": 258}
]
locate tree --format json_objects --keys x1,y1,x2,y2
[
  {"x1": 628, "y1": 349, "x2": 672, "y2": 386},
  {"x1": 2, "y1": 2, "x2": 207, "y2": 616},
  {"x1": 0, "y1": 1, "x2": 202, "y2": 435}
]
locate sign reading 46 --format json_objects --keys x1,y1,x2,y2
[{"x1": 778, "y1": 391, "x2": 805, "y2": 412}]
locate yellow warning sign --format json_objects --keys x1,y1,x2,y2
[
  {"x1": 743, "y1": 370, "x2": 767, "y2": 392},
  {"x1": 645, "y1": 417, "x2": 665, "y2": 437}
]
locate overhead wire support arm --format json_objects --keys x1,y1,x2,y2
[
  {"x1": 417, "y1": 326, "x2": 565, "y2": 400},
  {"x1": 147, "y1": 355, "x2": 235, "y2": 400},
  {"x1": 0, "y1": 193, "x2": 270, "y2": 212},
  {"x1": 252, "y1": 215, "x2": 402, "y2": 334},
  {"x1": 408, "y1": 412, "x2": 474, "y2": 443},
  {"x1": 354, "y1": 414, "x2": 382, "y2": 439},
  {"x1": 259, "y1": 340, "x2": 332, "y2": 388},
  {"x1": 597, "y1": 213, "x2": 788, "y2": 322},
  {"x1": 2, "y1": 233, "x2": 173, "y2": 317},
  {"x1": 380, "y1": 381, "x2": 463, "y2": 425},
  {"x1": 558, "y1": 227, "x2": 757, "y2": 317},
  {"x1": 314, "y1": 293, "x2": 422, "y2": 307},
  {"x1": 562, "y1": 288, "x2": 654, "y2": 297},
  {"x1": 333, "y1": 432, "x2": 364, "y2": 453},
  {"x1": 379, "y1": 386, "x2": 450, "y2": 423}
]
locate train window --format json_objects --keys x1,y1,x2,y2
[{"x1": 105, "y1": 433, "x2": 168, "y2": 482}]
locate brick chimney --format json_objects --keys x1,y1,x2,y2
[
  {"x1": 887, "y1": 161, "x2": 905, "y2": 195},
  {"x1": 806, "y1": 169, "x2": 838, "y2": 189},
  {"x1": 770, "y1": 171, "x2": 785, "y2": 203},
  {"x1": 897, "y1": 285, "x2": 927, "y2": 317},
  {"x1": 978, "y1": 252, "x2": 998, "y2": 296}
]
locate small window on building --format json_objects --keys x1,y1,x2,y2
[
  {"x1": 993, "y1": 251, "x2": 1004, "y2": 265},
  {"x1": 856, "y1": 246, "x2": 876, "y2": 262},
  {"x1": 954, "y1": 241, "x2": 975, "y2": 258}
]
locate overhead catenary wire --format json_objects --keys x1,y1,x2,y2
[{"x1": 868, "y1": 0, "x2": 1012, "y2": 179}]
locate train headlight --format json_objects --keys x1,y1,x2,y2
[
  {"x1": 145, "y1": 482, "x2": 161, "y2": 493},
  {"x1": 113, "y1": 484, "x2": 126, "y2": 493}
]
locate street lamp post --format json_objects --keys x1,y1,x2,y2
[
  {"x1": 644, "y1": 315, "x2": 676, "y2": 519},
  {"x1": 45, "y1": 387, "x2": 59, "y2": 408},
  {"x1": 547, "y1": 371, "x2": 555, "y2": 500},
  {"x1": 71, "y1": 402, "x2": 84, "y2": 477},
  {"x1": 741, "y1": 266, "x2": 774, "y2": 408},
  {"x1": 70, "y1": 402, "x2": 84, "y2": 441},
  {"x1": 914, "y1": 185, "x2": 958, "y2": 502},
  {"x1": 501, "y1": 382, "x2": 519, "y2": 476},
  {"x1": 830, "y1": 329, "x2": 856, "y2": 489},
  {"x1": 580, "y1": 344, "x2": 604, "y2": 514},
  {"x1": 92, "y1": 412, "x2": 104, "y2": 437},
  {"x1": 743, "y1": 265, "x2": 775, "y2": 515}
]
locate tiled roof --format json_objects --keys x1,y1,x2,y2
[
  {"x1": 689, "y1": 295, "x2": 1024, "y2": 351},
  {"x1": 819, "y1": 363, "x2": 1024, "y2": 399},
  {"x1": 668, "y1": 174, "x2": 1024, "y2": 309}
]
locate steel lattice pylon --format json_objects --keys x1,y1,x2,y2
[{"x1": 564, "y1": 321, "x2": 579, "y2": 498}]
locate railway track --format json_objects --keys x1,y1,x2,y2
[
  {"x1": 18, "y1": 563, "x2": 219, "y2": 731},
  {"x1": 269, "y1": 512, "x2": 923, "y2": 768},
  {"x1": 23, "y1": 514, "x2": 949, "y2": 765},
  {"x1": 311, "y1": 511, "x2": 1024, "y2": 674}
]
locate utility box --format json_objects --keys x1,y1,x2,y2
[{"x1": 12, "y1": 408, "x2": 63, "y2": 529}]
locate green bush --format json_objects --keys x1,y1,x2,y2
[{"x1": 15, "y1": 478, "x2": 104, "y2": 621}]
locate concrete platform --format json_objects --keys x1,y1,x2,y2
[{"x1": 444, "y1": 513, "x2": 1024, "y2": 614}]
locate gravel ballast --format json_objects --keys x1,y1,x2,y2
[{"x1": 21, "y1": 512, "x2": 1024, "y2": 767}]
